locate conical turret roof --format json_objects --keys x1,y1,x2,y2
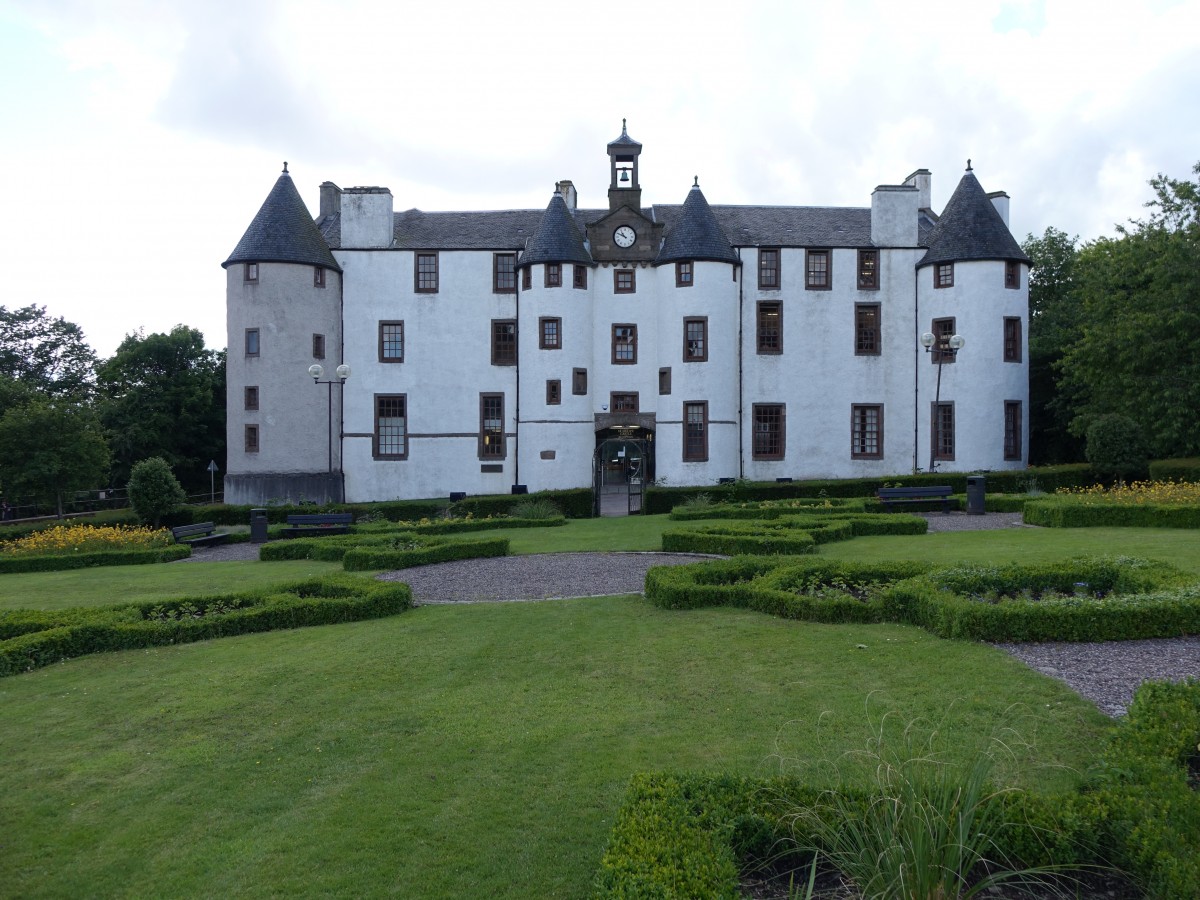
[
  {"x1": 656, "y1": 180, "x2": 739, "y2": 266},
  {"x1": 517, "y1": 192, "x2": 593, "y2": 268},
  {"x1": 917, "y1": 167, "x2": 1027, "y2": 269},
  {"x1": 223, "y1": 167, "x2": 341, "y2": 271}
]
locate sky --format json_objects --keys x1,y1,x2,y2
[{"x1": 1, "y1": 0, "x2": 1198, "y2": 358}]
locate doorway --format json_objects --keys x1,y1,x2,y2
[{"x1": 592, "y1": 427, "x2": 654, "y2": 516}]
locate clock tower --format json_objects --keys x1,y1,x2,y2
[{"x1": 588, "y1": 120, "x2": 662, "y2": 263}]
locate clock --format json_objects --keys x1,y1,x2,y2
[{"x1": 613, "y1": 225, "x2": 637, "y2": 248}]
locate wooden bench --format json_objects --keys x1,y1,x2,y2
[
  {"x1": 170, "y1": 522, "x2": 230, "y2": 547},
  {"x1": 281, "y1": 513, "x2": 354, "y2": 538},
  {"x1": 877, "y1": 486, "x2": 956, "y2": 513}
]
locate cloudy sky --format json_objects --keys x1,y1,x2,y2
[{"x1": 2, "y1": 0, "x2": 1197, "y2": 358}]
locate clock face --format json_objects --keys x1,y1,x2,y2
[{"x1": 613, "y1": 225, "x2": 637, "y2": 248}]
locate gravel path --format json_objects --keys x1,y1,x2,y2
[{"x1": 177, "y1": 514, "x2": 1196, "y2": 715}]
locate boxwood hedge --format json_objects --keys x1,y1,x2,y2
[
  {"x1": 1024, "y1": 499, "x2": 1200, "y2": 529},
  {"x1": 0, "y1": 544, "x2": 191, "y2": 574},
  {"x1": 662, "y1": 513, "x2": 926, "y2": 556},
  {"x1": 260, "y1": 532, "x2": 509, "y2": 571}
]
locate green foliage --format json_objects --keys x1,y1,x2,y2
[
  {"x1": 127, "y1": 457, "x2": 187, "y2": 526},
  {"x1": 259, "y1": 529, "x2": 510, "y2": 571},
  {"x1": 1024, "y1": 498, "x2": 1200, "y2": 529},
  {"x1": 0, "y1": 544, "x2": 190, "y2": 573},
  {"x1": 0, "y1": 304, "x2": 97, "y2": 407},
  {"x1": 96, "y1": 326, "x2": 225, "y2": 492},
  {"x1": 508, "y1": 498, "x2": 560, "y2": 519},
  {"x1": 450, "y1": 488, "x2": 592, "y2": 519},
  {"x1": 663, "y1": 513, "x2": 926, "y2": 557},
  {"x1": 1150, "y1": 457, "x2": 1200, "y2": 483},
  {"x1": 0, "y1": 401, "x2": 111, "y2": 515},
  {"x1": 1086, "y1": 414, "x2": 1150, "y2": 480},
  {"x1": 0, "y1": 574, "x2": 412, "y2": 677}
]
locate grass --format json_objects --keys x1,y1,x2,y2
[{"x1": 0, "y1": 597, "x2": 1109, "y2": 899}]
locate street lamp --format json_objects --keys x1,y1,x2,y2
[
  {"x1": 308, "y1": 363, "x2": 351, "y2": 487},
  {"x1": 920, "y1": 331, "x2": 964, "y2": 473}
]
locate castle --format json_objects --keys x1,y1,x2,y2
[{"x1": 223, "y1": 123, "x2": 1028, "y2": 507}]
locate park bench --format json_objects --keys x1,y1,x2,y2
[
  {"x1": 876, "y1": 485, "x2": 956, "y2": 513},
  {"x1": 170, "y1": 522, "x2": 230, "y2": 547},
  {"x1": 281, "y1": 513, "x2": 354, "y2": 538}
]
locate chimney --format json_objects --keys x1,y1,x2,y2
[
  {"x1": 903, "y1": 168, "x2": 932, "y2": 210},
  {"x1": 987, "y1": 191, "x2": 1011, "y2": 227},
  {"x1": 556, "y1": 180, "x2": 577, "y2": 211},
  {"x1": 319, "y1": 181, "x2": 342, "y2": 218},
  {"x1": 871, "y1": 184, "x2": 919, "y2": 246},
  {"x1": 340, "y1": 186, "x2": 394, "y2": 248}
]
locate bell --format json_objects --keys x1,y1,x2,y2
[{"x1": 619, "y1": 169, "x2": 630, "y2": 183}]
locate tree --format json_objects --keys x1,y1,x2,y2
[
  {"x1": 1059, "y1": 162, "x2": 1200, "y2": 459},
  {"x1": 97, "y1": 326, "x2": 225, "y2": 493},
  {"x1": 1022, "y1": 227, "x2": 1084, "y2": 464},
  {"x1": 0, "y1": 305, "x2": 97, "y2": 409},
  {"x1": 127, "y1": 457, "x2": 187, "y2": 527},
  {"x1": 1086, "y1": 414, "x2": 1149, "y2": 481},
  {"x1": 0, "y1": 402, "x2": 110, "y2": 516}
]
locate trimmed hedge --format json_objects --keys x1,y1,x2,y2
[
  {"x1": 662, "y1": 513, "x2": 926, "y2": 556},
  {"x1": 1150, "y1": 457, "x2": 1200, "y2": 483},
  {"x1": 669, "y1": 498, "x2": 866, "y2": 520},
  {"x1": 260, "y1": 532, "x2": 509, "y2": 571},
  {"x1": 595, "y1": 680, "x2": 1200, "y2": 899},
  {"x1": 1024, "y1": 498, "x2": 1200, "y2": 529},
  {"x1": 355, "y1": 515, "x2": 566, "y2": 536},
  {"x1": 0, "y1": 544, "x2": 191, "y2": 574},
  {"x1": 450, "y1": 488, "x2": 593, "y2": 519},
  {"x1": 0, "y1": 574, "x2": 413, "y2": 677}
]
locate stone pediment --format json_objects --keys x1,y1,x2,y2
[{"x1": 586, "y1": 206, "x2": 663, "y2": 263}]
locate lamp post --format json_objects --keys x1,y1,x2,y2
[
  {"x1": 308, "y1": 364, "x2": 351, "y2": 489},
  {"x1": 920, "y1": 331, "x2": 964, "y2": 473}
]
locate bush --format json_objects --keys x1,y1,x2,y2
[
  {"x1": 127, "y1": 457, "x2": 187, "y2": 527},
  {"x1": 342, "y1": 537, "x2": 508, "y2": 572},
  {"x1": 0, "y1": 545, "x2": 190, "y2": 574},
  {"x1": 1086, "y1": 414, "x2": 1150, "y2": 481},
  {"x1": 1150, "y1": 457, "x2": 1200, "y2": 483},
  {"x1": 450, "y1": 488, "x2": 592, "y2": 519},
  {"x1": 1024, "y1": 498, "x2": 1200, "y2": 529},
  {"x1": 0, "y1": 574, "x2": 413, "y2": 677}
]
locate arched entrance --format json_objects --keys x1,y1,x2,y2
[{"x1": 592, "y1": 425, "x2": 654, "y2": 516}]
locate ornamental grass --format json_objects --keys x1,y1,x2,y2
[{"x1": 0, "y1": 524, "x2": 172, "y2": 557}]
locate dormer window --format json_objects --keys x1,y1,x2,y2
[{"x1": 244, "y1": 262, "x2": 258, "y2": 283}]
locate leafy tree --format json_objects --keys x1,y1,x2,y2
[
  {"x1": 0, "y1": 305, "x2": 97, "y2": 408},
  {"x1": 1060, "y1": 162, "x2": 1200, "y2": 459},
  {"x1": 97, "y1": 326, "x2": 225, "y2": 493},
  {"x1": 1086, "y1": 414, "x2": 1149, "y2": 481},
  {"x1": 1022, "y1": 227, "x2": 1084, "y2": 464},
  {"x1": 127, "y1": 457, "x2": 187, "y2": 527},
  {"x1": 0, "y1": 402, "x2": 111, "y2": 516}
]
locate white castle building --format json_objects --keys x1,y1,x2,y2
[{"x1": 223, "y1": 123, "x2": 1029, "y2": 506}]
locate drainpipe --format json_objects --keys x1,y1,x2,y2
[
  {"x1": 912, "y1": 262, "x2": 920, "y2": 475},
  {"x1": 514, "y1": 262, "x2": 521, "y2": 489},
  {"x1": 736, "y1": 250, "x2": 745, "y2": 479}
]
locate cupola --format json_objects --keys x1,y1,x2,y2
[{"x1": 607, "y1": 118, "x2": 643, "y2": 212}]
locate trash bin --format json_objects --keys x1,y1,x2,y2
[
  {"x1": 250, "y1": 508, "x2": 269, "y2": 543},
  {"x1": 965, "y1": 476, "x2": 986, "y2": 516}
]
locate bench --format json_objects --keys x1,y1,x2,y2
[
  {"x1": 170, "y1": 522, "x2": 230, "y2": 547},
  {"x1": 877, "y1": 486, "x2": 956, "y2": 513},
  {"x1": 281, "y1": 513, "x2": 354, "y2": 538}
]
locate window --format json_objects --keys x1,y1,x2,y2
[
  {"x1": 522, "y1": 267, "x2": 532, "y2": 291},
  {"x1": 1004, "y1": 401, "x2": 1023, "y2": 460},
  {"x1": 676, "y1": 261, "x2": 693, "y2": 287},
  {"x1": 935, "y1": 263, "x2": 954, "y2": 288},
  {"x1": 1005, "y1": 260, "x2": 1020, "y2": 290},
  {"x1": 756, "y1": 301, "x2": 782, "y2": 353},
  {"x1": 805, "y1": 249, "x2": 830, "y2": 290},
  {"x1": 374, "y1": 394, "x2": 408, "y2": 459},
  {"x1": 758, "y1": 248, "x2": 780, "y2": 289},
  {"x1": 491, "y1": 319, "x2": 517, "y2": 365},
  {"x1": 245, "y1": 424, "x2": 259, "y2": 453},
  {"x1": 752, "y1": 404, "x2": 785, "y2": 460},
  {"x1": 479, "y1": 393, "x2": 505, "y2": 459},
  {"x1": 244, "y1": 262, "x2": 258, "y2": 283},
  {"x1": 245, "y1": 328, "x2": 260, "y2": 357},
  {"x1": 855, "y1": 304, "x2": 881, "y2": 356},
  {"x1": 683, "y1": 317, "x2": 707, "y2": 362},
  {"x1": 539, "y1": 317, "x2": 561, "y2": 350},
  {"x1": 611, "y1": 392, "x2": 639, "y2": 413},
  {"x1": 1003, "y1": 317, "x2": 1022, "y2": 362},
  {"x1": 857, "y1": 250, "x2": 879, "y2": 290},
  {"x1": 244, "y1": 386, "x2": 259, "y2": 411},
  {"x1": 851, "y1": 404, "x2": 883, "y2": 459},
  {"x1": 314, "y1": 266, "x2": 325, "y2": 288},
  {"x1": 415, "y1": 252, "x2": 438, "y2": 292},
  {"x1": 494, "y1": 253, "x2": 516, "y2": 293},
  {"x1": 614, "y1": 269, "x2": 636, "y2": 293},
  {"x1": 545, "y1": 263, "x2": 562, "y2": 288},
  {"x1": 683, "y1": 401, "x2": 708, "y2": 461},
  {"x1": 659, "y1": 367, "x2": 672, "y2": 395},
  {"x1": 546, "y1": 380, "x2": 561, "y2": 405},
  {"x1": 379, "y1": 321, "x2": 404, "y2": 362},
  {"x1": 931, "y1": 317, "x2": 956, "y2": 364},
  {"x1": 312, "y1": 333, "x2": 325, "y2": 360},
  {"x1": 932, "y1": 402, "x2": 955, "y2": 461},
  {"x1": 572, "y1": 368, "x2": 587, "y2": 395},
  {"x1": 612, "y1": 324, "x2": 637, "y2": 364},
  {"x1": 573, "y1": 265, "x2": 588, "y2": 289}
]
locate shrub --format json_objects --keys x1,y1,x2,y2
[
  {"x1": 127, "y1": 457, "x2": 187, "y2": 526},
  {"x1": 509, "y1": 499, "x2": 560, "y2": 520},
  {"x1": 1086, "y1": 414, "x2": 1149, "y2": 481},
  {"x1": 1150, "y1": 457, "x2": 1200, "y2": 483},
  {"x1": 0, "y1": 544, "x2": 191, "y2": 574}
]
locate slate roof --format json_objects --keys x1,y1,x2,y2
[
  {"x1": 608, "y1": 119, "x2": 642, "y2": 149},
  {"x1": 655, "y1": 183, "x2": 740, "y2": 265},
  {"x1": 517, "y1": 193, "x2": 594, "y2": 268},
  {"x1": 224, "y1": 171, "x2": 341, "y2": 271},
  {"x1": 917, "y1": 169, "x2": 1028, "y2": 269}
]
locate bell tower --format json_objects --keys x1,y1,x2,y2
[{"x1": 607, "y1": 118, "x2": 643, "y2": 211}]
